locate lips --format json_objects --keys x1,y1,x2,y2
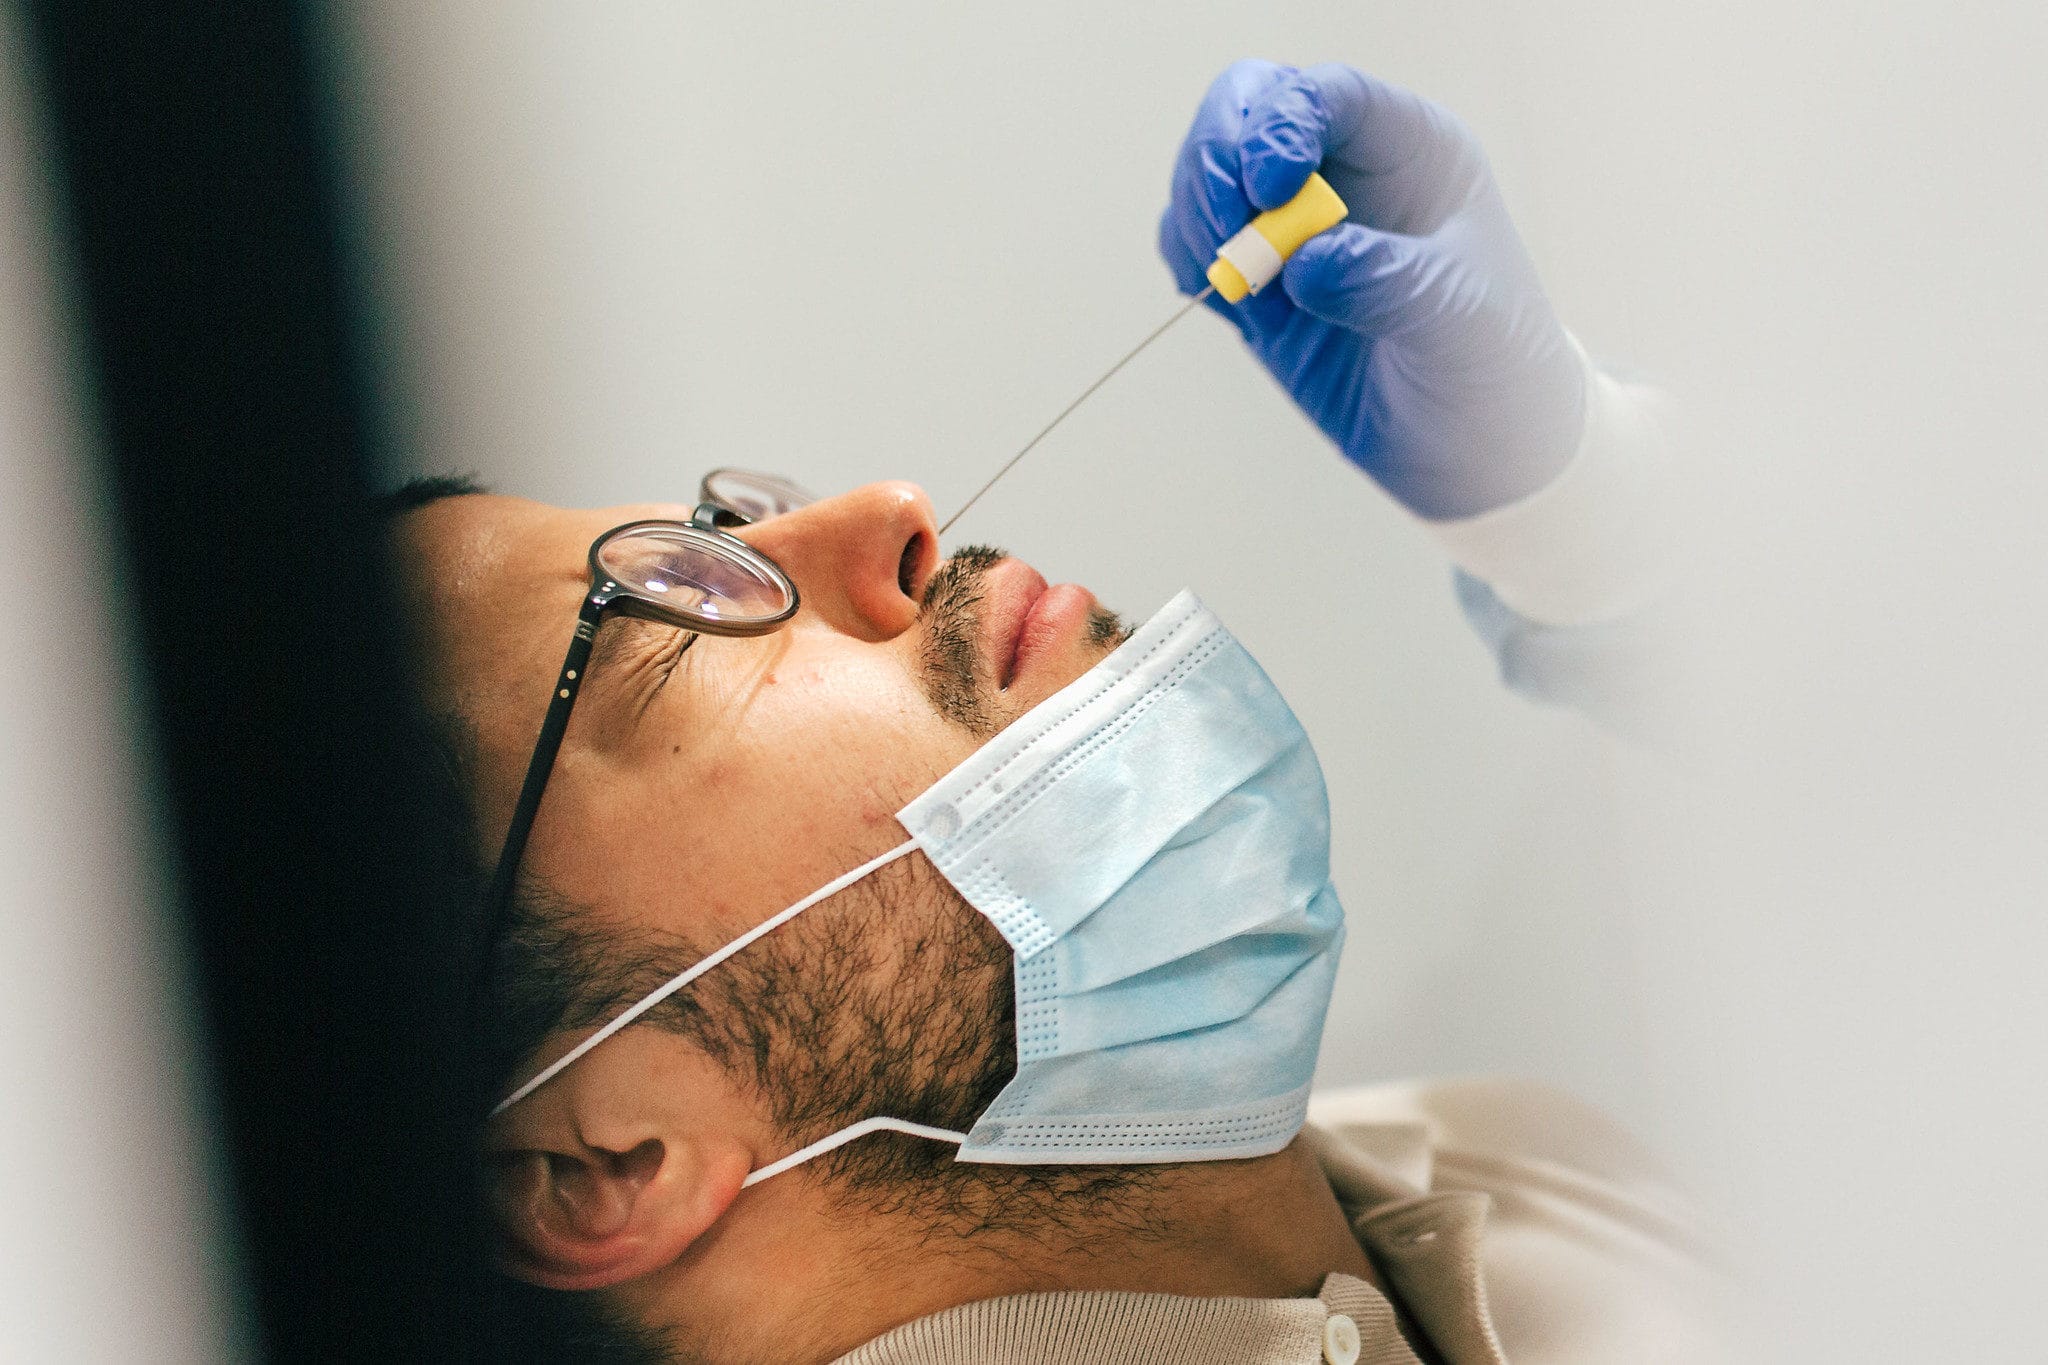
[{"x1": 978, "y1": 558, "x2": 1049, "y2": 689}]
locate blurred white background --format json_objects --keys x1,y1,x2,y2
[{"x1": 4, "y1": 1, "x2": 2042, "y2": 1359}]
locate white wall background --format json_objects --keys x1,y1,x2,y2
[{"x1": 329, "y1": 4, "x2": 2048, "y2": 1360}]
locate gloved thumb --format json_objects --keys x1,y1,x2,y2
[{"x1": 1282, "y1": 224, "x2": 1453, "y2": 338}]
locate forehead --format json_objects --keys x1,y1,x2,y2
[
  {"x1": 395, "y1": 492, "x2": 697, "y2": 587},
  {"x1": 392, "y1": 492, "x2": 694, "y2": 704}
]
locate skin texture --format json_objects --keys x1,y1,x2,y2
[{"x1": 394, "y1": 480, "x2": 1383, "y2": 1363}]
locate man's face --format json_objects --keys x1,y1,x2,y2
[{"x1": 396, "y1": 479, "x2": 1125, "y2": 1026}]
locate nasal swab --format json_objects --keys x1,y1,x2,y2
[{"x1": 939, "y1": 173, "x2": 1349, "y2": 535}]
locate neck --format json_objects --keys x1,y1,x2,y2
[{"x1": 625, "y1": 1138, "x2": 1378, "y2": 1365}]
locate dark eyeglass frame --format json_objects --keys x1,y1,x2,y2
[{"x1": 479, "y1": 470, "x2": 812, "y2": 928}]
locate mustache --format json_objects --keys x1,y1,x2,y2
[{"x1": 917, "y1": 544, "x2": 1004, "y2": 736}]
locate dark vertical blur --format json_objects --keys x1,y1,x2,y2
[{"x1": 15, "y1": 3, "x2": 488, "y2": 1358}]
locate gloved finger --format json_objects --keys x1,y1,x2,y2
[
  {"x1": 1164, "y1": 60, "x2": 1293, "y2": 255},
  {"x1": 1178, "y1": 59, "x2": 1295, "y2": 176},
  {"x1": 1242, "y1": 64, "x2": 1482, "y2": 232},
  {"x1": 1162, "y1": 190, "x2": 1248, "y2": 337},
  {"x1": 1162, "y1": 62, "x2": 1299, "y2": 340},
  {"x1": 1178, "y1": 137, "x2": 1257, "y2": 257},
  {"x1": 1157, "y1": 205, "x2": 1208, "y2": 298},
  {"x1": 1280, "y1": 223, "x2": 1455, "y2": 338},
  {"x1": 1166, "y1": 138, "x2": 1266, "y2": 337},
  {"x1": 1157, "y1": 204, "x2": 1253, "y2": 338},
  {"x1": 1164, "y1": 137, "x2": 1250, "y2": 325},
  {"x1": 1236, "y1": 67, "x2": 1338, "y2": 211},
  {"x1": 1232, "y1": 279, "x2": 1298, "y2": 337}
]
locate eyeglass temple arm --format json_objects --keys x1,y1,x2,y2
[{"x1": 482, "y1": 598, "x2": 604, "y2": 922}]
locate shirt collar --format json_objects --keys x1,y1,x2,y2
[
  {"x1": 1303, "y1": 1122, "x2": 1509, "y2": 1364},
  {"x1": 834, "y1": 1121, "x2": 1505, "y2": 1365}
]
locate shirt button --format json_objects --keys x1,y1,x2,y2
[{"x1": 1322, "y1": 1312, "x2": 1361, "y2": 1365}]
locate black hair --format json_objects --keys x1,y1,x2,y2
[{"x1": 376, "y1": 471, "x2": 490, "y2": 516}]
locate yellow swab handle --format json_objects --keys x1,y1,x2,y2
[{"x1": 1204, "y1": 171, "x2": 1349, "y2": 303}]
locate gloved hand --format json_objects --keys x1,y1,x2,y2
[{"x1": 1160, "y1": 60, "x2": 1587, "y2": 520}]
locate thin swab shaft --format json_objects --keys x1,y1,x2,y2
[{"x1": 939, "y1": 286, "x2": 1213, "y2": 536}]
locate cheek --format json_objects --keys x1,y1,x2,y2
[
  {"x1": 542, "y1": 648, "x2": 981, "y2": 940},
  {"x1": 672, "y1": 646, "x2": 971, "y2": 846},
  {"x1": 734, "y1": 668, "x2": 954, "y2": 815}
]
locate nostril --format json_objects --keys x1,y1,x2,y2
[{"x1": 897, "y1": 532, "x2": 927, "y2": 599}]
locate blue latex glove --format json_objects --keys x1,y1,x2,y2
[{"x1": 1160, "y1": 60, "x2": 1585, "y2": 519}]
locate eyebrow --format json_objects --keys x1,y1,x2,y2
[{"x1": 373, "y1": 472, "x2": 489, "y2": 517}]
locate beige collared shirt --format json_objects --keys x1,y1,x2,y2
[{"x1": 837, "y1": 1078, "x2": 1737, "y2": 1364}]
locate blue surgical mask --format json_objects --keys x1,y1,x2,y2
[{"x1": 494, "y1": 590, "x2": 1347, "y2": 1184}]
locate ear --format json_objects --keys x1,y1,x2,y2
[{"x1": 487, "y1": 1096, "x2": 753, "y2": 1291}]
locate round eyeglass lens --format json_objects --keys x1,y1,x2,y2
[
  {"x1": 700, "y1": 468, "x2": 816, "y2": 524},
  {"x1": 596, "y1": 526, "x2": 792, "y2": 628}
]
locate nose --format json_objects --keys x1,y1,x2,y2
[{"x1": 735, "y1": 480, "x2": 940, "y2": 641}]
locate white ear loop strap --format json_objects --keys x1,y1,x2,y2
[
  {"x1": 741, "y1": 1117, "x2": 968, "y2": 1188},
  {"x1": 491, "y1": 838, "x2": 921, "y2": 1115}
]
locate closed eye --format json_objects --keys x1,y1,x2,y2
[
  {"x1": 586, "y1": 618, "x2": 696, "y2": 720},
  {"x1": 651, "y1": 628, "x2": 698, "y2": 694}
]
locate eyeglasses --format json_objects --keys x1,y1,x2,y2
[{"x1": 480, "y1": 469, "x2": 817, "y2": 927}]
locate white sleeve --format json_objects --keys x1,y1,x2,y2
[{"x1": 1416, "y1": 337, "x2": 1671, "y2": 627}]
